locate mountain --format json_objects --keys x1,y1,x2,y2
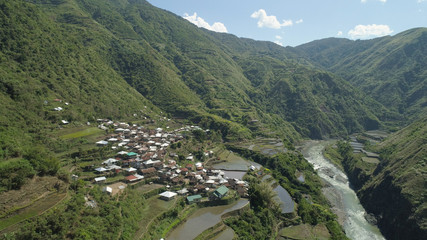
[
  {"x1": 0, "y1": 0, "x2": 388, "y2": 162},
  {"x1": 205, "y1": 32, "x2": 386, "y2": 138},
  {"x1": 0, "y1": 0, "x2": 425, "y2": 239},
  {"x1": 0, "y1": 0, "x2": 160, "y2": 160},
  {"x1": 291, "y1": 28, "x2": 427, "y2": 124},
  {"x1": 358, "y1": 117, "x2": 427, "y2": 240}
]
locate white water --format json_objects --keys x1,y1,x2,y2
[{"x1": 302, "y1": 141, "x2": 385, "y2": 240}]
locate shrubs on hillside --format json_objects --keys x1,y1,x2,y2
[
  {"x1": 0, "y1": 159, "x2": 35, "y2": 192},
  {"x1": 0, "y1": 146, "x2": 59, "y2": 192}
]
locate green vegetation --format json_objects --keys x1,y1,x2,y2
[
  {"x1": 323, "y1": 144, "x2": 344, "y2": 171},
  {"x1": 279, "y1": 224, "x2": 330, "y2": 240},
  {"x1": 292, "y1": 28, "x2": 427, "y2": 124},
  {"x1": 358, "y1": 117, "x2": 427, "y2": 240},
  {"x1": 0, "y1": 192, "x2": 66, "y2": 231},
  {"x1": 60, "y1": 127, "x2": 102, "y2": 140},
  {"x1": 7, "y1": 184, "x2": 151, "y2": 240},
  {"x1": 0, "y1": 160, "x2": 35, "y2": 192},
  {"x1": 0, "y1": 0, "x2": 425, "y2": 239},
  {"x1": 224, "y1": 180, "x2": 280, "y2": 240},
  {"x1": 0, "y1": 145, "x2": 60, "y2": 192},
  {"x1": 328, "y1": 118, "x2": 427, "y2": 240},
  {"x1": 0, "y1": 0, "x2": 396, "y2": 165},
  {"x1": 225, "y1": 146, "x2": 348, "y2": 239},
  {"x1": 225, "y1": 208, "x2": 277, "y2": 240},
  {"x1": 228, "y1": 145, "x2": 325, "y2": 202}
]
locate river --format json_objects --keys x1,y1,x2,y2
[{"x1": 301, "y1": 140, "x2": 385, "y2": 240}]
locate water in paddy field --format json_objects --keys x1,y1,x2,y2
[
  {"x1": 301, "y1": 141, "x2": 385, "y2": 240},
  {"x1": 166, "y1": 199, "x2": 248, "y2": 240}
]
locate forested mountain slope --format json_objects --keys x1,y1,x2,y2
[
  {"x1": 358, "y1": 117, "x2": 427, "y2": 240},
  {"x1": 205, "y1": 32, "x2": 387, "y2": 138},
  {"x1": 292, "y1": 28, "x2": 427, "y2": 123},
  {"x1": 0, "y1": 0, "x2": 388, "y2": 161},
  {"x1": 0, "y1": 0, "x2": 159, "y2": 160}
]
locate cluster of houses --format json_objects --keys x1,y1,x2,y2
[{"x1": 91, "y1": 120, "x2": 249, "y2": 202}]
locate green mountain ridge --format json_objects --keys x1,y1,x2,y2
[
  {"x1": 292, "y1": 28, "x2": 427, "y2": 123},
  {"x1": 205, "y1": 32, "x2": 386, "y2": 137},
  {"x1": 0, "y1": 0, "x2": 390, "y2": 159}
]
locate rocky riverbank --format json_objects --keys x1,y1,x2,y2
[{"x1": 301, "y1": 140, "x2": 385, "y2": 240}]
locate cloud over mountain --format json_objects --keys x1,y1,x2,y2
[
  {"x1": 183, "y1": 12, "x2": 228, "y2": 33},
  {"x1": 348, "y1": 24, "x2": 393, "y2": 39},
  {"x1": 251, "y1": 9, "x2": 293, "y2": 29}
]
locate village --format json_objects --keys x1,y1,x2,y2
[{"x1": 79, "y1": 119, "x2": 250, "y2": 205}]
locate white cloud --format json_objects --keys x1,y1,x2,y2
[
  {"x1": 337, "y1": 31, "x2": 343, "y2": 36},
  {"x1": 418, "y1": 0, "x2": 426, "y2": 3},
  {"x1": 251, "y1": 9, "x2": 293, "y2": 29},
  {"x1": 274, "y1": 35, "x2": 283, "y2": 46},
  {"x1": 296, "y1": 19, "x2": 303, "y2": 24},
  {"x1": 274, "y1": 40, "x2": 283, "y2": 46},
  {"x1": 183, "y1": 12, "x2": 228, "y2": 33},
  {"x1": 348, "y1": 24, "x2": 393, "y2": 39}
]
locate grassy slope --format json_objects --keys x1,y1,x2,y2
[{"x1": 357, "y1": 117, "x2": 427, "y2": 240}]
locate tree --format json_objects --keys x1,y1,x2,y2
[
  {"x1": 192, "y1": 129, "x2": 206, "y2": 142},
  {"x1": 249, "y1": 181, "x2": 278, "y2": 211}
]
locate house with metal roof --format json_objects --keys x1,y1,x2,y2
[
  {"x1": 186, "y1": 194, "x2": 202, "y2": 204},
  {"x1": 212, "y1": 185, "x2": 229, "y2": 199}
]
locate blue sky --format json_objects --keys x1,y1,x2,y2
[{"x1": 147, "y1": 0, "x2": 427, "y2": 47}]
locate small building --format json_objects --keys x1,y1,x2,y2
[
  {"x1": 103, "y1": 186, "x2": 113, "y2": 195},
  {"x1": 127, "y1": 152, "x2": 138, "y2": 157},
  {"x1": 117, "y1": 151, "x2": 128, "y2": 155},
  {"x1": 103, "y1": 158, "x2": 119, "y2": 165},
  {"x1": 96, "y1": 140, "x2": 109, "y2": 146},
  {"x1": 159, "y1": 191, "x2": 177, "y2": 201},
  {"x1": 125, "y1": 175, "x2": 138, "y2": 183},
  {"x1": 186, "y1": 194, "x2": 202, "y2": 204},
  {"x1": 94, "y1": 176, "x2": 106, "y2": 183},
  {"x1": 141, "y1": 167, "x2": 157, "y2": 178},
  {"x1": 95, "y1": 167, "x2": 108, "y2": 173},
  {"x1": 180, "y1": 168, "x2": 189, "y2": 175},
  {"x1": 177, "y1": 188, "x2": 189, "y2": 195},
  {"x1": 125, "y1": 167, "x2": 137, "y2": 175},
  {"x1": 205, "y1": 179, "x2": 216, "y2": 187},
  {"x1": 185, "y1": 163, "x2": 193, "y2": 170},
  {"x1": 212, "y1": 186, "x2": 229, "y2": 199}
]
